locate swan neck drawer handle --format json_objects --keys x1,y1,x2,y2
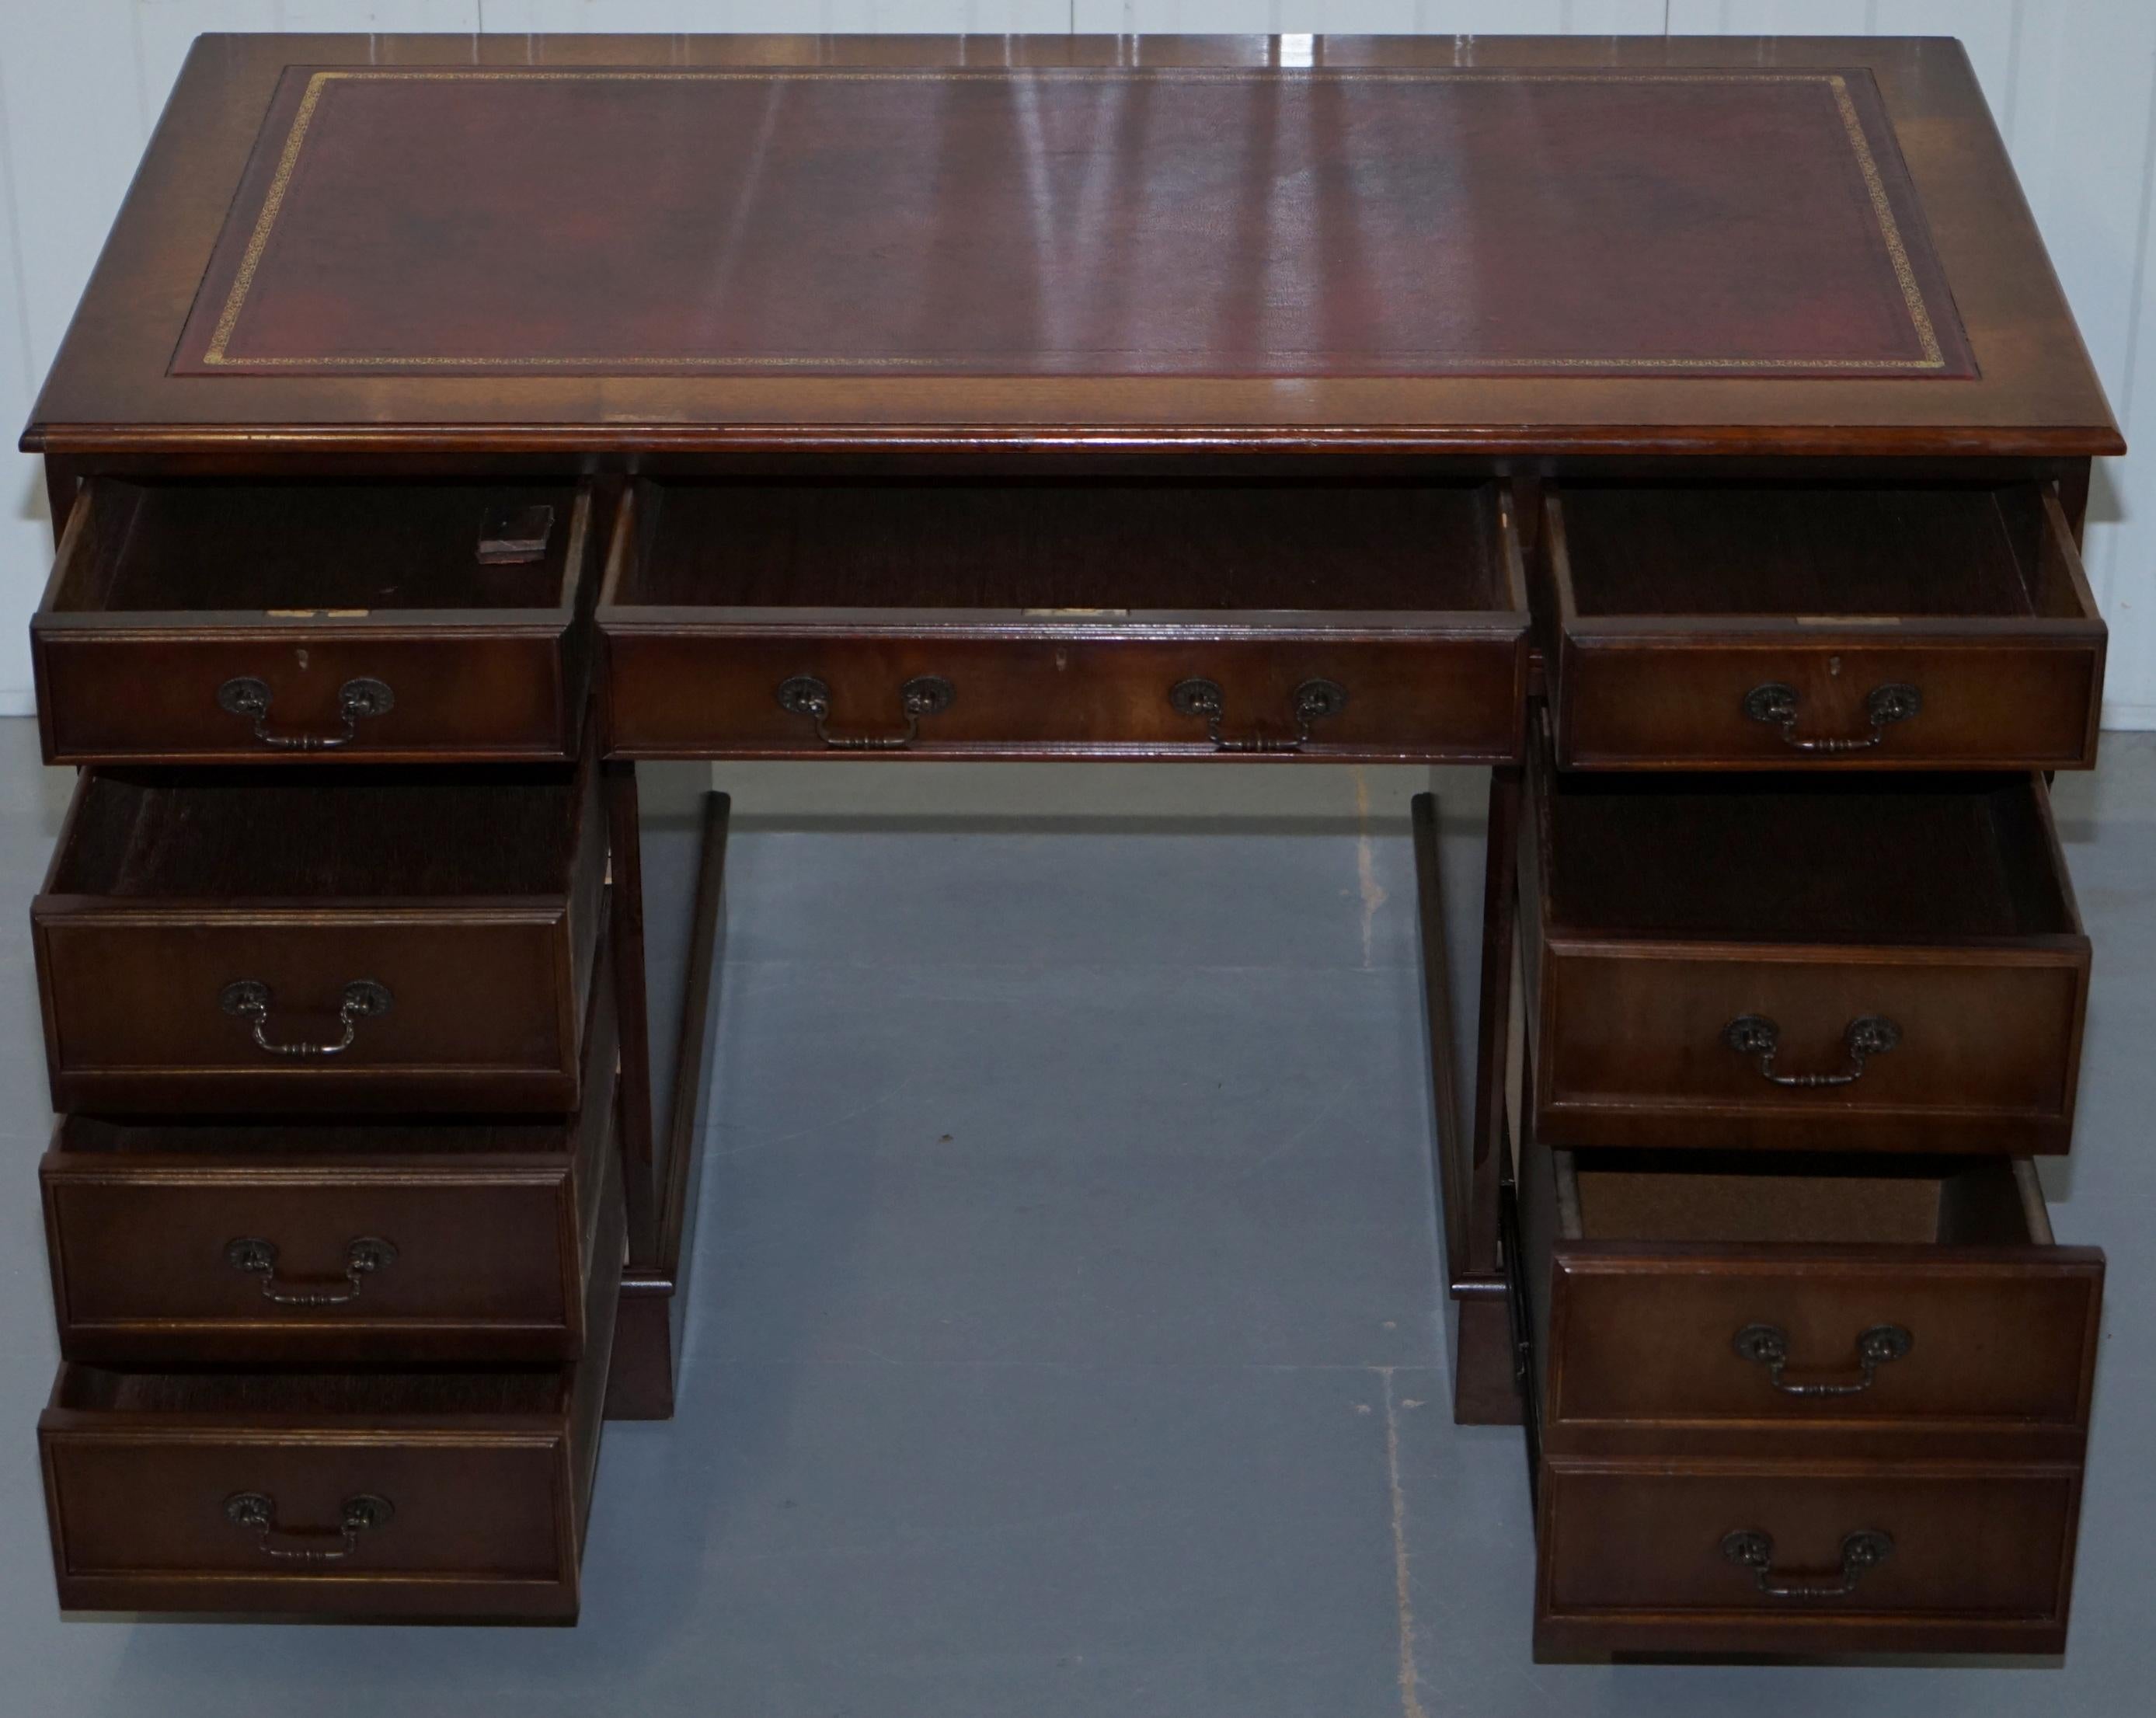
[
  {"x1": 225, "y1": 1235, "x2": 399, "y2": 1307},
  {"x1": 1169, "y1": 677, "x2": 1348, "y2": 752},
  {"x1": 217, "y1": 676, "x2": 394, "y2": 750},
  {"x1": 1743, "y1": 681, "x2": 1921, "y2": 753},
  {"x1": 1724, "y1": 1014, "x2": 1899, "y2": 1088},
  {"x1": 221, "y1": 979, "x2": 393, "y2": 1058},
  {"x1": 225, "y1": 1492, "x2": 394, "y2": 1563},
  {"x1": 1722, "y1": 1528, "x2": 1893, "y2": 1600},
  {"x1": 1733, "y1": 1322, "x2": 1912, "y2": 1396},
  {"x1": 776, "y1": 674, "x2": 953, "y2": 749}
]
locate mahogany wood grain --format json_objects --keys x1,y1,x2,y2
[
  {"x1": 1542, "y1": 481, "x2": 2107, "y2": 770},
  {"x1": 600, "y1": 479, "x2": 1528, "y2": 760},
  {"x1": 1521, "y1": 1142, "x2": 2101, "y2": 1462},
  {"x1": 608, "y1": 792, "x2": 728, "y2": 1423},
  {"x1": 31, "y1": 741, "x2": 604, "y2": 1114},
  {"x1": 21, "y1": 36, "x2": 2120, "y2": 458},
  {"x1": 33, "y1": 479, "x2": 599, "y2": 765},
  {"x1": 40, "y1": 934, "x2": 618, "y2": 1367},
  {"x1": 1521, "y1": 723, "x2": 2092, "y2": 1153},
  {"x1": 1534, "y1": 1461, "x2": 2082, "y2": 1658},
  {"x1": 37, "y1": 1129, "x2": 622, "y2": 1621}
]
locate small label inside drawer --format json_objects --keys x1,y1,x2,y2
[
  {"x1": 479, "y1": 504, "x2": 556, "y2": 564},
  {"x1": 1022, "y1": 607, "x2": 1130, "y2": 617},
  {"x1": 266, "y1": 608, "x2": 369, "y2": 617},
  {"x1": 1796, "y1": 615, "x2": 1903, "y2": 626}
]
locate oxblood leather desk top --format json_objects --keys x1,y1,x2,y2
[
  {"x1": 23, "y1": 33, "x2": 2119, "y2": 455},
  {"x1": 172, "y1": 65, "x2": 1970, "y2": 382}
]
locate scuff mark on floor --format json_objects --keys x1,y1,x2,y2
[
  {"x1": 1383, "y1": 1366, "x2": 1429, "y2": 1718},
  {"x1": 1355, "y1": 768, "x2": 1388, "y2": 970}
]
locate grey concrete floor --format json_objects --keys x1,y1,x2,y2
[{"x1": 0, "y1": 719, "x2": 2151, "y2": 1716}]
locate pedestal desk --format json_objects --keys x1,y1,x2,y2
[{"x1": 19, "y1": 31, "x2": 2121, "y2": 1658}]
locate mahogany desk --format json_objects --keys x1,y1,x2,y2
[{"x1": 17, "y1": 32, "x2": 2121, "y2": 1658}]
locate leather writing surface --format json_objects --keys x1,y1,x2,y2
[{"x1": 173, "y1": 65, "x2": 1973, "y2": 381}]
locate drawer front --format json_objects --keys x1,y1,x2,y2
[
  {"x1": 1547, "y1": 1253, "x2": 2102, "y2": 1436},
  {"x1": 42, "y1": 1431, "x2": 576, "y2": 1619},
  {"x1": 1557, "y1": 637, "x2": 2103, "y2": 772},
  {"x1": 1538, "y1": 1462, "x2": 2080, "y2": 1656},
  {"x1": 45, "y1": 1166, "x2": 580, "y2": 1364},
  {"x1": 1538, "y1": 947, "x2": 2085, "y2": 1151},
  {"x1": 36, "y1": 917, "x2": 578, "y2": 1113},
  {"x1": 37, "y1": 630, "x2": 578, "y2": 764},
  {"x1": 603, "y1": 628, "x2": 1524, "y2": 761}
]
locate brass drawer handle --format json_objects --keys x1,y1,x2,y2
[
  {"x1": 225, "y1": 1235, "x2": 399, "y2": 1307},
  {"x1": 1743, "y1": 681, "x2": 1921, "y2": 753},
  {"x1": 1733, "y1": 1322, "x2": 1912, "y2": 1396},
  {"x1": 1724, "y1": 1014, "x2": 1899, "y2": 1087},
  {"x1": 1169, "y1": 677, "x2": 1348, "y2": 752},
  {"x1": 217, "y1": 676, "x2": 394, "y2": 751},
  {"x1": 225, "y1": 1491, "x2": 394, "y2": 1563},
  {"x1": 776, "y1": 674, "x2": 953, "y2": 749},
  {"x1": 220, "y1": 979, "x2": 393, "y2": 1058},
  {"x1": 1722, "y1": 1528, "x2": 1893, "y2": 1600}
]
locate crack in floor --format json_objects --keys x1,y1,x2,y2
[{"x1": 1382, "y1": 1366, "x2": 1429, "y2": 1718}]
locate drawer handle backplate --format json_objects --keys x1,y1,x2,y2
[
  {"x1": 1743, "y1": 681, "x2": 1921, "y2": 753},
  {"x1": 776, "y1": 674, "x2": 953, "y2": 749},
  {"x1": 225, "y1": 1235, "x2": 399, "y2": 1307},
  {"x1": 1722, "y1": 1528, "x2": 1893, "y2": 1600},
  {"x1": 1724, "y1": 1014, "x2": 1899, "y2": 1088},
  {"x1": 225, "y1": 1491, "x2": 394, "y2": 1563},
  {"x1": 1733, "y1": 1322, "x2": 1912, "y2": 1396},
  {"x1": 221, "y1": 979, "x2": 393, "y2": 1058},
  {"x1": 217, "y1": 675, "x2": 394, "y2": 751},
  {"x1": 1169, "y1": 677, "x2": 1348, "y2": 752}
]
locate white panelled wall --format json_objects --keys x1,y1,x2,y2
[{"x1": 0, "y1": 2, "x2": 2151, "y2": 721}]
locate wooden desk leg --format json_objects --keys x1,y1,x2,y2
[
  {"x1": 1416, "y1": 771, "x2": 1524, "y2": 1427},
  {"x1": 605, "y1": 761, "x2": 660, "y2": 1269},
  {"x1": 607, "y1": 786, "x2": 730, "y2": 1421}
]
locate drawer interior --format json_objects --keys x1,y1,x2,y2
[
  {"x1": 1556, "y1": 1149, "x2": 2045, "y2": 1248},
  {"x1": 51, "y1": 481, "x2": 584, "y2": 615},
  {"x1": 1553, "y1": 481, "x2": 2085, "y2": 620},
  {"x1": 618, "y1": 478, "x2": 1517, "y2": 615},
  {"x1": 54, "y1": 1364, "x2": 569, "y2": 1418},
  {"x1": 1541, "y1": 771, "x2": 2075, "y2": 942},
  {"x1": 49, "y1": 765, "x2": 578, "y2": 900}
]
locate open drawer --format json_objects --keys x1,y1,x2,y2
[
  {"x1": 38, "y1": 1146, "x2": 619, "y2": 1621},
  {"x1": 31, "y1": 745, "x2": 604, "y2": 1115},
  {"x1": 1514, "y1": 1134, "x2": 2100, "y2": 1659},
  {"x1": 40, "y1": 931, "x2": 619, "y2": 1367},
  {"x1": 1523, "y1": 722, "x2": 2092, "y2": 1154},
  {"x1": 1517, "y1": 1143, "x2": 2103, "y2": 1455},
  {"x1": 597, "y1": 477, "x2": 1528, "y2": 760},
  {"x1": 33, "y1": 479, "x2": 599, "y2": 763},
  {"x1": 1540, "y1": 480, "x2": 2105, "y2": 770}
]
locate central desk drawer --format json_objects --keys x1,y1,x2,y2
[
  {"x1": 32, "y1": 751, "x2": 604, "y2": 1114},
  {"x1": 597, "y1": 478, "x2": 1528, "y2": 760},
  {"x1": 1523, "y1": 729, "x2": 2092, "y2": 1154}
]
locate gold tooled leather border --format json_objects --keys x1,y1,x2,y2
[{"x1": 195, "y1": 67, "x2": 1953, "y2": 375}]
